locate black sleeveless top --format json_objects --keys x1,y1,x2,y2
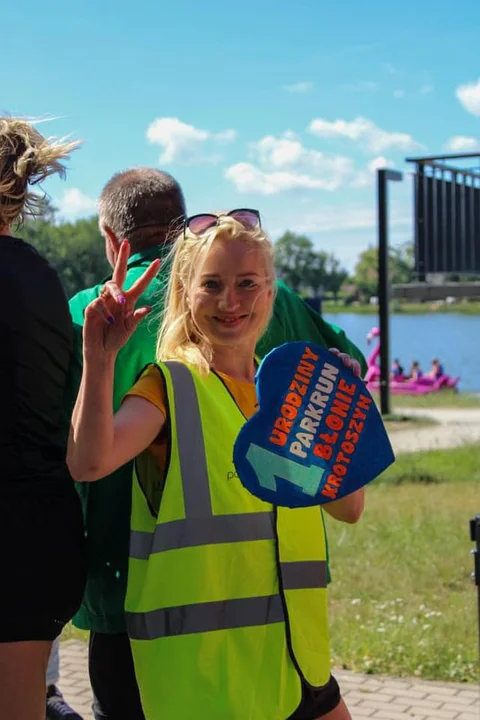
[{"x1": 0, "y1": 236, "x2": 73, "y2": 492}]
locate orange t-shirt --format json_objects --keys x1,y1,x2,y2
[{"x1": 125, "y1": 363, "x2": 257, "y2": 513}]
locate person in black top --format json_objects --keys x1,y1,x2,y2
[{"x1": 0, "y1": 117, "x2": 86, "y2": 720}]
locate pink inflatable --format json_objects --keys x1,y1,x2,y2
[{"x1": 365, "y1": 326, "x2": 459, "y2": 395}]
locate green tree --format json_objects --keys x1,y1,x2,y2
[
  {"x1": 323, "y1": 254, "x2": 349, "y2": 301},
  {"x1": 390, "y1": 243, "x2": 415, "y2": 285},
  {"x1": 274, "y1": 231, "x2": 315, "y2": 293},
  {"x1": 304, "y1": 250, "x2": 328, "y2": 296},
  {"x1": 22, "y1": 214, "x2": 109, "y2": 298},
  {"x1": 353, "y1": 247, "x2": 378, "y2": 298},
  {"x1": 353, "y1": 243, "x2": 414, "y2": 299}
]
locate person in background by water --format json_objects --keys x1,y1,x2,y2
[
  {"x1": 67, "y1": 168, "x2": 367, "y2": 720},
  {"x1": 408, "y1": 360, "x2": 423, "y2": 381},
  {"x1": 428, "y1": 357, "x2": 444, "y2": 379},
  {"x1": 68, "y1": 210, "x2": 364, "y2": 720},
  {"x1": 390, "y1": 358, "x2": 404, "y2": 380},
  {"x1": 0, "y1": 117, "x2": 86, "y2": 720}
]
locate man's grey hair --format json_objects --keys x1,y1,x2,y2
[{"x1": 98, "y1": 168, "x2": 186, "y2": 249}]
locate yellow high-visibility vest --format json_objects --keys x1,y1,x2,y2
[{"x1": 126, "y1": 361, "x2": 331, "y2": 720}]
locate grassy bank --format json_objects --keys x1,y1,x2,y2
[
  {"x1": 327, "y1": 443, "x2": 480, "y2": 683},
  {"x1": 372, "y1": 388, "x2": 480, "y2": 409},
  {"x1": 322, "y1": 300, "x2": 480, "y2": 315},
  {"x1": 376, "y1": 443, "x2": 480, "y2": 486}
]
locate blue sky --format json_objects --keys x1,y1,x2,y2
[{"x1": 3, "y1": 0, "x2": 480, "y2": 269}]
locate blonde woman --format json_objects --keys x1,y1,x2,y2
[
  {"x1": 0, "y1": 117, "x2": 86, "y2": 720},
  {"x1": 68, "y1": 211, "x2": 363, "y2": 720}
]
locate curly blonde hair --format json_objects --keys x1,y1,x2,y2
[
  {"x1": 156, "y1": 215, "x2": 276, "y2": 375},
  {"x1": 0, "y1": 117, "x2": 81, "y2": 228}
]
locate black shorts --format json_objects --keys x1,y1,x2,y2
[
  {"x1": 0, "y1": 485, "x2": 86, "y2": 642},
  {"x1": 288, "y1": 675, "x2": 341, "y2": 719}
]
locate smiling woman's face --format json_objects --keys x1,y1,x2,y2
[{"x1": 189, "y1": 236, "x2": 273, "y2": 352}]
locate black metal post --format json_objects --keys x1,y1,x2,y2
[
  {"x1": 377, "y1": 169, "x2": 403, "y2": 417},
  {"x1": 469, "y1": 514, "x2": 480, "y2": 661}
]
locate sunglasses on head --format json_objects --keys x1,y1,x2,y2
[{"x1": 184, "y1": 208, "x2": 261, "y2": 237}]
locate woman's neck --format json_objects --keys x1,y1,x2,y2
[
  {"x1": 0, "y1": 226, "x2": 12, "y2": 237},
  {"x1": 211, "y1": 345, "x2": 256, "y2": 383}
]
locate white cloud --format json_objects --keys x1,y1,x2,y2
[
  {"x1": 281, "y1": 204, "x2": 410, "y2": 234},
  {"x1": 146, "y1": 117, "x2": 237, "y2": 163},
  {"x1": 444, "y1": 135, "x2": 480, "y2": 153},
  {"x1": 456, "y1": 79, "x2": 480, "y2": 116},
  {"x1": 393, "y1": 89, "x2": 405, "y2": 99},
  {"x1": 308, "y1": 116, "x2": 423, "y2": 153},
  {"x1": 290, "y1": 207, "x2": 377, "y2": 234},
  {"x1": 282, "y1": 81, "x2": 314, "y2": 93},
  {"x1": 225, "y1": 134, "x2": 355, "y2": 195},
  {"x1": 226, "y1": 164, "x2": 345, "y2": 194},
  {"x1": 343, "y1": 81, "x2": 378, "y2": 93},
  {"x1": 215, "y1": 129, "x2": 238, "y2": 143},
  {"x1": 368, "y1": 156, "x2": 394, "y2": 172},
  {"x1": 353, "y1": 156, "x2": 394, "y2": 187},
  {"x1": 419, "y1": 84, "x2": 434, "y2": 95},
  {"x1": 226, "y1": 133, "x2": 403, "y2": 195},
  {"x1": 56, "y1": 188, "x2": 96, "y2": 220},
  {"x1": 253, "y1": 135, "x2": 306, "y2": 167}
]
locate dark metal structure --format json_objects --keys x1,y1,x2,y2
[
  {"x1": 393, "y1": 281, "x2": 480, "y2": 301},
  {"x1": 377, "y1": 169, "x2": 403, "y2": 416},
  {"x1": 406, "y1": 152, "x2": 480, "y2": 278},
  {"x1": 470, "y1": 514, "x2": 480, "y2": 660},
  {"x1": 376, "y1": 154, "x2": 480, "y2": 414}
]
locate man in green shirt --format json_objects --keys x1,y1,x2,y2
[{"x1": 69, "y1": 168, "x2": 366, "y2": 720}]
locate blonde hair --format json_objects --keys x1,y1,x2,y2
[
  {"x1": 0, "y1": 117, "x2": 81, "y2": 228},
  {"x1": 156, "y1": 215, "x2": 275, "y2": 375}
]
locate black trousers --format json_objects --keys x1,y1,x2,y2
[{"x1": 89, "y1": 632, "x2": 145, "y2": 720}]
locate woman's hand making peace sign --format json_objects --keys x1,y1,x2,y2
[{"x1": 83, "y1": 240, "x2": 161, "y2": 356}]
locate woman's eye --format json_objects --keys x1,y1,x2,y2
[
  {"x1": 239, "y1": 278, "x2": 256, "y2": 288},
  {"x1": 203, "y1": 279, "x2": 220, "y2": 290}
]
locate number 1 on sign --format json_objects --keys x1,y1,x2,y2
[{"x1": 245, "y1": 443, "x2": 326, "y2": 497}]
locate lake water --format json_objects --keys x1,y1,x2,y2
[{"x1": 322, "y1": 313, "x2": 480, "y2": 393}]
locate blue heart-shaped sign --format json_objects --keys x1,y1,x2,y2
[{"x1": 233, "y1": 342, "x2": 395, "y2": 507}]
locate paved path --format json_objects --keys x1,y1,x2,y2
[
  {"x1": 389, "y1": 407, "x2": 480, "y2": 454},
  {"x1": 59, "y1": 640, "x2": 479, "y2": 720}
]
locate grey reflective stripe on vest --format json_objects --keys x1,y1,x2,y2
[
  {"x1": 127, "y1": 594, "x2": 285, "y2": 640},
  {"x1": 281, "y1": 561, "x2": 327, "y2": 590},
  {"x1": 167, "y1": 361, "x2": 212, "y2": 517},
  {"x1": 130, "y1": 511, "x2": 275, "y2": 558},
  {"x1": 126, "y1": 562, "x2": 328, "y2": 638}
]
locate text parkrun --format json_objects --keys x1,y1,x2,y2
[{"x1": 268, "y1": 346, "x2": 372, "y2": 500}]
